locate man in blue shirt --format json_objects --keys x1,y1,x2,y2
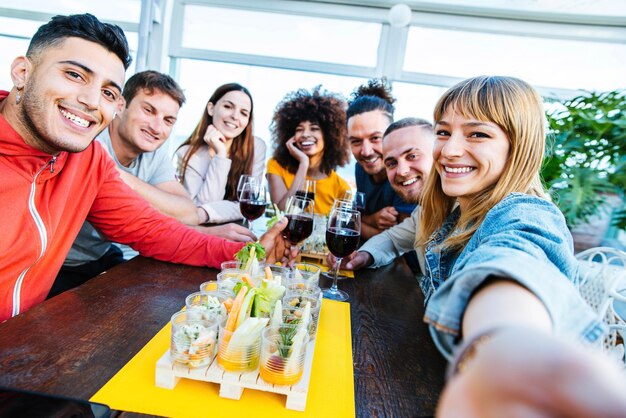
[{"x1": 346, "y1": 79, "x2": 415, "y2": 239}]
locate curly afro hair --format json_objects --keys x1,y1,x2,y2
[
  {"x1": 271, "y1": 86, "x2": 350, "y2": 175},
  {"x1": 347, "y1": 78, "x2": 395, "y2": 120}
]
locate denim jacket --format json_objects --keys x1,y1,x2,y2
[{"x1": 421, "y1": 193, "x2": 605, "y2": 360}]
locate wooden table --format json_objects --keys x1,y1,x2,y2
[{"x1": 0, "y1": 256, "x2": 446, "y2": 417}]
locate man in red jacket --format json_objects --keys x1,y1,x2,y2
[{"x1": 0, "y1": 13, "x2": 289, "y2": 321}]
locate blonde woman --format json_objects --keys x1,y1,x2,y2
[{"x1": 416, "y1": 76, "x2": 626, "y2": 417}]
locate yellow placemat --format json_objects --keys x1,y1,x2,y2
[{"x1": 91, "y1": 300, "x2": 354, "y2": 418}]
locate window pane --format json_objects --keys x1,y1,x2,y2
[
  {"x1": 172, "y1": 59, "x2": 372, "y2": 184},
  {"x1": 392, "y1": 82, "x2": 448, "y2": 124},
  {"x1": 0, "y1": 36, "x2": 30, "y2": 89},
  {"x1": 0, "y1": 16, "x2": 42, "y2": 38},
  {"x1": 0, "y1": 0, "x2": 141, "y2": 22},
  {"x1": 404, "y1": 27, "x2": 626, "y2": 91},
  {"x1": 182, "y1": 6, "x2": 381, "y2": 67}
]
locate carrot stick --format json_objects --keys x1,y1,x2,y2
[
  {"x1": 223, "y1": 298, "x2": 233, "y2": 313},
  {"x1": 241, "y1": 274, "x2": 255, "y2": 288},
  {"x1": 224, "y1": 287, "x2": 247, "y2": 334},
  {"x1": 264, "y1": 266, "x2": 273, "y2": 280}
]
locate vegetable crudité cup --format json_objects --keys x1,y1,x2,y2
[
  {"x1": 217, "y1": 270, "x2": 262, "y2": 296},
  {"x1": 255, "y1": 264, "x2": 291, "y2": 284},
  {"x1": 283, "y1": 292, "x2": 321, "y2": 337},
  {"x1": 284, "y1": 280, "x2": 321, "y2": 300},
  {"x1": 217, "y1": 319, "x2": 265, "y2": 372},
  {"x1": 185, "y1": 291, "x2": 231, "y2": 324},
  {"x1": 170, "y1": 311, "x2": 218, "y2": 368},
  {"x1": 290, "y1": 262, "x2": 321, "y2": 285},
  {"x1": 199, "y1": 280, "x2": 218, "y2": 292},
  {"x1": 260, "y1": 324, "x2": 309, "y2": 385}
]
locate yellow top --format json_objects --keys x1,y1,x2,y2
[{"x1": 267, "y1": 158, "x2": 350, "y2": 215}]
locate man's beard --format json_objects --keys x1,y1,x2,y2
[{"x1": 19, "y1": 80, "x2": 101, "y2": 154}]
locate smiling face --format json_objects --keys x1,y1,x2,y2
[
  {"x1": 347, "y1": 110, "x2": 390, "y2": 180},
  {"x1": 294, "y1": 120, "x2": 325, "y2": 159},
  {"x1": 434, "y1": 108, "x2": 511, "y2": 210},
  {"x1": 383, "y1": 125, "x2": 434, "y2": 203},
  {"x1": 15, "y1": 37, "x2": 125, "y2": 154},
  {"x1": 207, "y1": 90, "x2": 251, "y2": 140},
  {"x1": 113, "y1": 88, "x2": 180, "y2": 161}
]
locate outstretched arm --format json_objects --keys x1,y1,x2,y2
[
  {"x1": 117, "y1": 170, "x2": 200, "y2": 225},
  {"x1": 438, "y1": 280, "x2": 626, "y2": 418}
]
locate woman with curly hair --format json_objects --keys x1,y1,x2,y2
[
  {"x1": 267, "y1": 87, "x2": 351, "y2": 215},
  {"x1": 175, "y1": 83, "x2": 266, "y2": 224}
]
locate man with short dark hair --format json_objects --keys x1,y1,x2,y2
[
  {"x1": 341, "y1": 117, "x2": 435, "y2": 271},
  {"x1": 0, "y1": 14, "x2": 289, "y2": 321}
]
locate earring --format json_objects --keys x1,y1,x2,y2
[{"x1": 15, "y1": 88, "x2": 21, "y2": 105}]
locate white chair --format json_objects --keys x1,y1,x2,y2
[{"x1": 576, "y1": 247, "x2": 626, "y2": 365}]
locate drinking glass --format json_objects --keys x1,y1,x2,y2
[
  {"x1": 320, "y1": 198, "x2": 357, "y2": 281},
  {"x1": 237, "y1": 174, "x2": 256, "y2": 200},
  {"x1": 343, "y1": 190, "x2": 365, "y2": 212},
  {"x1": 239, "y1": 179, "x2": 266, "y2": 228},
  {"x1": 170, "y1": 310, "x2": 218, "y2": 368},
  {"x1": 322, "y1": 206, "x2": 361, "y2": 301},
  {"x1": 282, "y1": 196, "x2": 315, "y2": 255},
  {"x1": 259, "y1": 324, "x2": 309, "y2": 385},
  {"x1": 295, "y1": 179, "x2": 316, "y2": 206}
]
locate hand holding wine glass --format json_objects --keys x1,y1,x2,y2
[
  {"x1": 282, "y1": 196, "x2": 315, "y2": 256},
  {"x1": 239, "y1": 178, "x2": 266, "y2": 229},
  {"x1": 322, "y1": 206, "x2": 361, "y2": 301}
]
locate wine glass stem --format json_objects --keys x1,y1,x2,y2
[{"x1": 331, "y1": 258, "x2": 342, "y2": 292}]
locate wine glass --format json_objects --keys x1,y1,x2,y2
[
  {"x1": 320, "y1": 198, "x2": 356, "y2": 281},
  {"x1": 322, "y1": 206, "x2": 361, "y2": 301},
  {"x1": 295, "y1": 179, "x2": 316, "y2": 204},
  {"x1": 343, "y1": 190, "x2": 365, "y2": 212},
  {"x1": 239, "y1": 180, "x2": 266, "y2": 229},
  {"x1": 283, "y1": 196, "x2": 315, "y2": 256},
  {"x1": 237, "y1": 174, "x2": 256, "y2": 200}
]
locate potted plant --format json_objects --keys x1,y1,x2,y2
[{"x1": 542, "y1": 89, "x2": 626, "y2": 250}]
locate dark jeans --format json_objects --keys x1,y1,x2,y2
[{"x1": 47, "y1": 245, "x2": 126, "y2": 299}]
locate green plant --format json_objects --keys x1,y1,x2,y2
[{"x1": 543, "y1": 90, "x2": 626, "y2": 229}]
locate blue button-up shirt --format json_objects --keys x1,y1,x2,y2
[{"x1": 421, "y1": 193, "x2": 604, "y2": 359}]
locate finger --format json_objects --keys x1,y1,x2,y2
[
  {"x1": 232, "y1": 233, "x2": 254, "y2": 243},
  {"x1": 232, "y1": 225, "x2": 257, "y2": 241},
  {"x1": 265, "y1": 216, "x2": 288, "y2": 238}
]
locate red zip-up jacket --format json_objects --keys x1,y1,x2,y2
[{"x1": 0, "y1": 91, "x2": 244, "y2": 321}]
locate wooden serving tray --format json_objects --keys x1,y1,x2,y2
[
  {"x1": 155, "y1": 336, "x2": 317, "y2": 411},
  {"x1": 297, "y1": 250, "x2": 329, "y2": 266}
]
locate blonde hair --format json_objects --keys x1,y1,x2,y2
[{"x1": 417, "y1": 75, "x2": 548, "y2": 251}]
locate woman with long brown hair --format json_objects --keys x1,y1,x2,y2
[{"x1": 175, "y1": 83, "x2": 266, "y2": 224}]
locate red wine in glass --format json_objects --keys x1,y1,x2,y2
[
  {"x1": 240, "y1": 201, "x2": 266, "y2": 221},
  {"x1": 295, "y1": 189, "x2": 315, "y2": 203},
  {"x1": 326, "y1": 227, "x2": 360, "y2": 257},
  {"x1": 284, "y1": 214, "x2": 314, "y2": 245}
]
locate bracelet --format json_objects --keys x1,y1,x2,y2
[{"x1": 446, "y1": 328, "x2": 502, "y2": 380}]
